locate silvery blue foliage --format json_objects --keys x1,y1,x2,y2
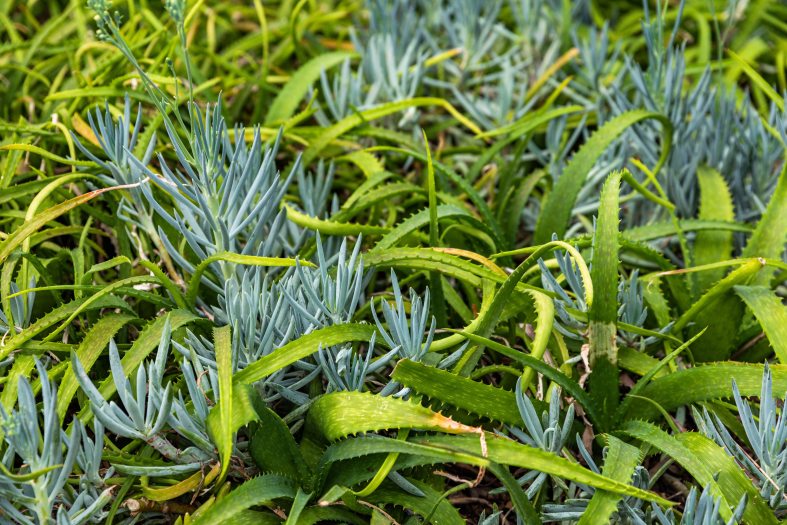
[
  {"x1": 508, "y1": 378, "x2": 574, "y2": 500},
  {"x1": 373, "y1": 270, "x2": 436, "y2": 363},
  {"x1": 650, "y1": 484, "x2": 746, "y2": 525},
  {"x1": 0, "y1": 277, "x2": 35, "y2": 337},
  {"x1": 539, "y1": 246, "x2": 588, "y2": 340},
  {"x1": 696, "y1": 366, "x2": 787, "y2": 517},
  {"x1": 284, "y1": 234, "x2": 366, "y2": 328},
  {"x1": 72, "y1": 321, "x2": 210, "y2": 466},
  {"x1": 0, "y1": 360, "x2": 112, "y2": 525},
  {"x1": 317, "y1": 333, "x2": 398, "y2": 392}
]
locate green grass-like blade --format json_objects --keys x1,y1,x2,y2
[
  {"x1": 742, "y1": 161, "x2": 787, "y2": 285},
  {"x1": 213, "y1": 325, "x2": 233, "y2": 484},
  {"x1": 265, "y1": 51, "x2": 355, "y2": 125},
  {"x1": 56, "y1": 313, "x2": 137, "y2": 422}
]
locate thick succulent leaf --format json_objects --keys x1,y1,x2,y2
[{"x1": 735, "y1": 285, "x2": 787, "y2": 363}]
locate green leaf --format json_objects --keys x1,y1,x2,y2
[
  {"x1": 265, "y1": 51, "x2": 355, "y2": 124},
  {"x1": 187, "y1": 251, "x2": 310, "y2": 306},
  {"x1": 302, "y1": 98, "x2": 482, "y2": 166},
  {"x1": 416, "y1": 434, "x2": 672, "y2": 507},
  {"x1": 742, "y1": 161, "x2": 787, "y2": 285},
  {"x1": 206, "y1": 324, "x2": 378, "y2": 440},
  {"x1": 693, "y1": 167, "x2": 735, "y2": 295},
  {"x1": 621, "y1": 420, "x2": 777, "y2": 524},
  {"x1": 0, "y1": 295, "x2": 131, "y2": 362},
  {"x1": 190, "y1": 475, "x2": 297, "y2": 525},
  {"x1": 577, "y1": 436, "x2": 642, "y2": 525},
  {"x1": 622, "y1": 362, "x2": 787, "y2": 420},
  {"x1": 249, "y1": 403, "x2": 310, "y2": 486},
  {"x1": 56, "y1": 313, "x2": 137, "y2": 422},
  {"x1": 372, "y1": 205, "x2": 480, "y2": 251},
  {"x1": 534, "y1": 111, "x2": 672, "y2": 243},
  {"x1": 519, "y1": 290, "x2": 556, "y2": 392},
  {"x1": 370, "y1": 478, "x2": 465, "y2": 525},
  {"x1": 391, "y1": 359, "x2": 539, "y2": 426},
  {"x1": 0, "y1": 183, "x2": 141, "y2": 265},
  {"x1": 213, "y1": 325, "x2": 233, "y2": 484},
  {"x1": 734, "y1": 285, "x2": 787, "y2": 363},
  {"x1": 588, "y1": 171, "x2": 622, "y2": 426},
  {"x1": 456, "y1": 331, "x2": 602, "y2": 427},
  {"x1": 675, "y1": 259, "x2": 762, "y2": 361},
  {"x1": 308, "y1": 391, "x2": 478, "y2": 441}
]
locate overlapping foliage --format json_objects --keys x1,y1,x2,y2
[{"x1": 1, "y1": 0, "x2": 786, "y2": 523}]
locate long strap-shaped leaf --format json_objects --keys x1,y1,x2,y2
[
  {"x1": 452, "y1": 331, "x2": 601, "y2": 426},
  {"x1": 577, "y1": 436, "x2": 643, "y2": 525},
  {"x1": 621, "y1": 362, "x2": 787, "y2": 420},
  {"x1": 533, "y1": 111, "x2": 672, "y2": 243},
  {"x1": 0, "y1": 182, "x2": 144, "y2": 265},
  {"x1": 734, "y1": 285, "x2": 787, "y2": 363},
  {"x1": 588, "y1": 171, "x2": 622, "y2": 428},
  {"x1": 621, "y1": 420, "x2": 777, "y2": 524},
  {"x1": 265, "y1": 51, "x2": 355, "y2": 125},
  {"x1": 391, "y1": 359, "x2": 544, "y2": 425},
  {"x1": 742, "y1": 160, "x2": 787, "y2": 285},
  {"x1": 189, "y1": 474, "x2": 297, "y2": 525},
  {"x1": 206, "y1": 324, "x2": 378, "y2": 442}
]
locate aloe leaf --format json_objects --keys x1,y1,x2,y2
[
  {"x1": 391, "y1": 359, "x2": 541, "y2": 425},
  {"x1": 211, "y1": 325, "x2": 233, "y2": 483},
  {"x1": 265, "y1": 51, "x2": 355, "y2": 125},
  {"x1": 206, "y1": 324, "x2": 378, "y2": 439},
  {"x1": 308, "y1": 391, "x2": 478, "y2": 441},
  {"x1": 186, "y1": 251, "x2": 310, "y2": 306},
  {"x1": 302, "y1": 98, "x2": 482, "y2": 166},
  {"x1": 533, "y1": 111, "x2": 672, "y2": 243},
  {"x1": 249, "y1": 402, "x2": 310, "y2": 487},
  {"x1": 519, "y1": 290, "x2": 555, "y2": 391},
  {"x1": 457, "y1": 331, "x2": 601, "y2": 427},
  {"x1": 693, "y1": 167, "x2": 735, "y2": 295},
  {"x1": 675, "y1": 259, "x2": 762, "y2": 361},
  {"x1": 416, "y1": 434, "x2": 672, "y2": 507},
  {"x1": 622, "y1": 363, "x2": 787, "y2": 420},
  {"x1": 742, "y1": 161, "x2": 787, "y2": 285},
  {"x1": 0, "y1": 294, "x2": 131, "y2": 362},
  {"x1": 373, "y1": 205, "x2": 483, "y2": 251},
  {"x1": 577, "y1": 435, "x2": 642, "y2": 525},
  {"x1": 588, "y1": 171, "x2": 621, "y2": 427},
  {"x1": 189, "y1": 475, "x2": 297, "y2": 525},
  {"x1": 0, "y1": 182, "x2": 143, "y2": 265},
  {"x1": 56, "y1": 313, "x2": 137, "y2": 422},
  {"x1": 734, "y1": 285, "x2": 787, "y2": 363},
  {"x1": 621, "y1": 420, "x2": 777, "y2": 524}
]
